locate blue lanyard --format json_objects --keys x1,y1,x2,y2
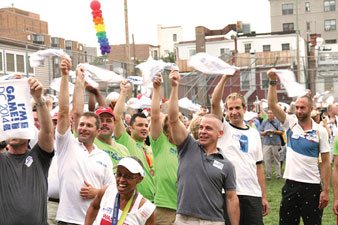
[
  {"x1": 111, "y1": 193, "x2": 120, "y2": 225},
  {"x1": 111, "y1": 191, "x2": 137, "y2": 225}
]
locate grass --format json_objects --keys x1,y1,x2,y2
[{"x1": 263, "y1": 165, "x2": 337, "y2": 225}]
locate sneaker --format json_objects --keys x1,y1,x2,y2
[{"x1": 266, "y1": 177, "x2": 271, "y2": 180}]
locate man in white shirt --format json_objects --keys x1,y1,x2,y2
[
  {"x1": 56, "y1": 58, "x2": 114, "y2": 225},
  {"x1": 211, "y1": 72, "x2": 269, "y2": 225},
  {"x1": 267, "y1": 69, "x2": 330, "y2": 225}
]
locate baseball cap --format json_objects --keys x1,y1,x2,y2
[
  {"x1": 114, "y1": 157, "x2": 145, "y2": 177},
  {"x1": 52, "y1": 113, "x2": 58, "y2": 120},
  {"x1": 95, "y1": 107, "x2": 116, "y2": 120}
]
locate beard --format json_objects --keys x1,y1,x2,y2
[{"x1": 296, "y1": 111, "x2": 310, "y2": 122}]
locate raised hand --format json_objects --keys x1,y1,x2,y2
[
  {"x1": 28, "y1": 77, "x2": 43, "y2": 102},
  {"x1": 153, "y1": 74, "x2": 162, "y2": 89},
  {"x1": 169, "y1": 70, "x2": 180, "y2": 87},
  {"x1": 60, "y1": 57, "x2": 71, "y2": 76}
]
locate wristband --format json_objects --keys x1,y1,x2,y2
[
  {"x1": 34, "y1": 99, "x2": 46, "y2": 106},
  {"x1": 269, "y1": 80, "x2": 277, "y2": 86}
]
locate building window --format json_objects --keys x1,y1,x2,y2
[
  {"x1": 220, "y1": 48, "x2": 225, "y2": 55},
  {"x1": 16, "y1": 55, "x2": 25, "y2": 73},
  {"x1": 65, "y1": 41, "x2": 72, "y2": 50},
  {"x1": 261, "y1": 72, "x2": 269, "y2": 89},
  {"x1": 324, "y1": 0, "x2": 336, "y2": 11},
  {"x1": 283, "y1": 23, "x2": 294, "y2": 31},
  {"x1": 240, "y1": 71, "x2": 250, "y2": 90},
  {"x1": 173, "y1": 34, "x2": 177, "y2": 42},
  {"x1": 32, "y1": 34, "x2": 44, "y2": 45},
  {"x1": 282, "y1": 43, "x2": 290, "y2": 50},
  {"x1": 306, "y1": 22, "x2": 311, "y2": 31},
  {"x1": 263, "y1": 45, "x2": 271, "y2": 52},
  {"x1": 325, "y1": 39, "x2": 337, "y2": 43},
  {"x1": 305, "y1": 2, "x2": 310, "y2": 11},
  {"x1": 324, "y1": 19, "x2": 336, "y2": 31},
  {"x1": 51, "y1": 37, "x2": 59, "y2": 48},
  {"x1": 282, "y1": 3, "x2": 293, "y2": 15},
  {"x1": 0, "y1": 52, "x2": 3, "y2": 72},
  {"x1": 189, "y1": 49, "x2": 196, "y2": 57},
  {"x1": 244, "y1": 43, "x2": 251, "y2": 53},
  {"x1": 153, "y1": 50, "x2": 158, "y2": 59},
  {"x1": 6, "y1": 53, "x2": 15, "y2": 72}
]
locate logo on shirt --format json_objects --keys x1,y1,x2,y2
[
  {"x1": 96, "y1": 160, "x2": 107, "y2": 168},
  {"x1": 213, "y1": 160, "x2": 224, "y2": 170},
  {"x1": 239, "y1": 135, "x2": 249, "y2": 153},
  {"x1": 25, "y1": 156, "x2": 33, "y2": 167},
  {"x1": 169, "y1": 147, "x2": 177, "y2": 155}
]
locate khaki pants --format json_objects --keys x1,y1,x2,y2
[
  {"x1": 47, "y1": 200, "x2": 59, "y2": 225},
  {"x1": 263, "y1": 145, "x2": 281, "y2": 178},
  {"x1": 155, "y1": 207, "x2": 176, "y2": 225},
  {"x1": 174, "y1": 214, "x2": 224, "y2": 225}
]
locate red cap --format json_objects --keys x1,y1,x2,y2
[
  {"x1": 95, "y1": 107, "x2": 116, "y2": 120},
  {"x1": 52, "y1": 113, "x2": 58, "y2": 120}
]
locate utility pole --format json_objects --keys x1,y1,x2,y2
[
  {"x1": 296, "y1": 0, "x2": 301, "y2": 82},
  {"x1": 124, "y1": 0, "x2": 131, "y2": 77}
]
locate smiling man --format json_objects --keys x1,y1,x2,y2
[
  {"x1": 56, "y1": 58, "x2": 114, "y2": 225},
  {"x1": 267, "y1": 69, "x2": 330, "y2": 225},
  {"x1": 211, "y1": 73, "x2": 269, "y2": 225},
  {"x1": 94, "y1": 107, "x2": 129, "y2": 167},
  {"x1": 113, "y1": 80, "x2": 155, "y2": 202},
  {"x1": 168, "y1": 70, "x2": 239, "y2": 225}
]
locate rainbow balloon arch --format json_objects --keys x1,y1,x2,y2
[{"x1": 90, "y1": 0, "x2": 111, "y2": 55}]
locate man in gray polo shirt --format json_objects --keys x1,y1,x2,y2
[
  {"x1": 260, "y1": 109, "x2": 284, "y2": 179},
  {"x1": 168, "y1": 70, "x2": 239, "y2": 225}
]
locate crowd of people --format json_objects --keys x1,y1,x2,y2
[{"x1": 0, "y1": 57, "x2": 338, "y2": 225}]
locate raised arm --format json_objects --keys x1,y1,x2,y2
[
  {"x1": 57, "y1": 58, "x2": 72, "y2": 135},
  {"x1": 150, "y1": 74, "x2": 163, "y2": 141},
  {"x1": 168, "y1": 70, "x2": 187, "y2": 146},
  {"x1": 29, "y1": 78, "x2": 54, "y2": 152},
  {"x1": 72, "y1": 67, "x2": 86, "y2": 132},
  {"x1": 267, "y1": 69, "x2": 286, "y2": 124},
  {"x1": 114, "y1": 80, "x2": 131, "y2": 139},
  {"x1": 86, "y1": 85, "x2": 106, "y2": 112}
]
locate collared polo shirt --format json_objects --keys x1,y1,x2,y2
[
  {"x1": 177, "y1": 135, "x2": 236, "y2": 222},
  {"x1": 283, "y1": 114, "x2": 330, "y2": 183}
]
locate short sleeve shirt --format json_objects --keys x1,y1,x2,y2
[
  {"x1": 56, "y1": 128, "x2": 115, "y2": 224},
  {"x1": 150, "y1": 132, "x2": 178, "y2": 210},
  {"x1": 115, "y1": 130, "x2": 155, "y2": 202},
  {"x1": 217, "y1": 120, "x2": 263, "y2": 197},
  {"x1": 177, "y1": 135, "x2": 236, "y2": 222},
  {"x1": 0, "y1": 144, "x2": 53, "y2": 225},
  {"x1": 283, "y1": 114, "x2": 330, "y2": 183},
  {"x1": 260, "y1": 118, "x2": 284, "y2": 145},
  {"x1": 94, "y1": 138, "x2": 130, "y2": 167}
]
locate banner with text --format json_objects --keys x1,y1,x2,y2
[{"x1": 0, "y1": 79, "x2": 35, "y2": 141}]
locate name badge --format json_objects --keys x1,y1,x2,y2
[
  {"x1": 213, "y1": 160, "x2": 224, "y2": 170},
  {"x1": 25, "y1": 156, "x2": 33, "y2": 167}
]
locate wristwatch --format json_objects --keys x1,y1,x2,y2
[
  {"x1": 34, "y1": 99, "x2": 46, "y2": 107},
  {"x1": 269, "y1": 80, "x2": 277, "y2": 86}
]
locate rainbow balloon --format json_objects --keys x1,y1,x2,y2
[{"x1": 90, "y1": 0, "x2": 111, "y2": 55}]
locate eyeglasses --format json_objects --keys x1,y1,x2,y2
[{"x1": 115, "y1": 172, "x2": 139, "y2": 180}]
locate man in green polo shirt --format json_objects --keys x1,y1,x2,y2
[
  {"x1": 94, "y1": 107, "x2": 129, "y2": 167},
  {"x1": 113, "y1": 80, "x2": 155, "y2": 202}
]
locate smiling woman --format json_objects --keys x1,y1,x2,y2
[{"x1": 84, "y1": 156, "x2": 155, "y2": 225}]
